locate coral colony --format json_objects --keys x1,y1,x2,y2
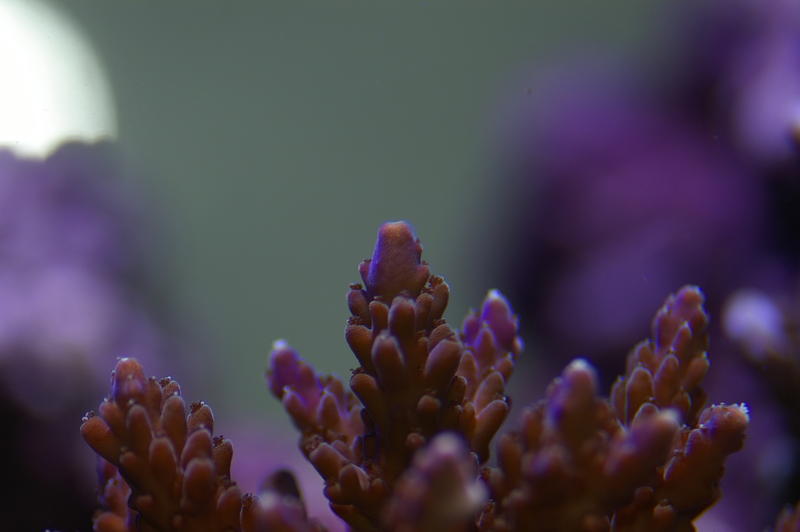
[
  {"x1": 82, "y1": 222, "x2": 759, "y2": 531},
  {"x1": 500, "y1": 1, "x2": 800, "y2": 526},
  {"x1": 0, "y1": 143, "x2": 170, "y2": 530}
]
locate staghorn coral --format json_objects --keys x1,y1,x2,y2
[
  {"x1": 82, "y1": 221, "x2": 752, "y2": 531},
  {"x1": 268, "y1": 222, "x2": 748, "y2": 531},
  {"x1": 81, "y1": 357, "x2": 322, "y2": 532},
  {"x1": 609, "y1": 286, "x2": 710, "y2": 428},
  {"x1": 479, "y1": 360, "x2": 680, "y2": 532},
  {"x1": 383, "y1": 433, "x2": 487, "y2": 532},
  {"x1": 267, "y1": 221, "x2": 521, "y2": 530},
  {"x1": 480, "y1": 286, "x2": 748, "y2": 532},
  {"x1": 608, "y1": 288, "x2": 750, "y2": 530}
]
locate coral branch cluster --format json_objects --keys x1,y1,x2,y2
[
  {"x1": 268, "y1": 222, "x2": 520, "y2": 530},
  {"x1": 81, "y1": 358, "x2": 321, "y2": 532},
  {"x1": 478, "y1": 286, "x2": 746, "y2": 531},
  {"x1": 610, "y1": 289, "x2": 749, "y2": 531},
  {"x1": 82, "y1": 221, "x2": 753, "y2": 531},
  {"x1": 480, "y1": 359, "x2": 680, "y2": 532},
  {"x1": 267, "y1": 222, "x2": 748, "y2": 531}
]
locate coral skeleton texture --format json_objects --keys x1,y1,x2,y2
[{"x1": 83, "y1": 221, "x2": 753, "y2": 531}]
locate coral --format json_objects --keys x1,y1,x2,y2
[
  {"x1": 724, "y1": 288, "x2": 800, "y2": 425},
  {"x1": 610, "y1": 286, "x2": 710, "y2": 428},
  {"x1": 0, "y1": 142, "x2": 174, "y2": 530},
  {"x1": 500, "y1": 2, "x2": 800, "y2": 527},
  {"x1": 480, "y1": 287, "x2": 747, "y2": 532},
  {"x1": 94, "y1": 458, "x2": 135, "y2": 532},
  {"x1": 267, "y1": 221, "x2": 520, "y2": 530},
  {"x1": 722, "y1": 287, "x2": 800, "y2": 513},
  {"x1": 81, "y1": 357, "x2": 322, "y2": 532},
  {"x1": 81, "y1": 221, "x2": 752, "y2": 531},
  {"x1": 268, "y1": 222, "x2": 748, "y2": 531},
  {"x1": 479, "y1": 360, "x2": 679, "y2": 532},
  {"x1": 383, "y1": 433, "x2": 486, "y2": 532}
]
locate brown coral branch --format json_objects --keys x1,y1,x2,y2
[
  {"x1": 82, "y1": 358, "x2": 323, "y2": 532},
  {"x1": 383, "y1": 433, "x2": 486, "y2": 532},
  {"x1": 81, "y1": 358, "x2": 241, "y2": 531},
  {"x1": 92, "y1": 457, "x2": 138, "y2": 532},
  {"x1": 268, "y1": 221, "x2": 522, "y2": 530},
  {"x1": 480, "y1": 286, "x2": 748, "y2": 532},
  {"x1": 480, "y1": 360, "x2": 679, "y2": 532},
  {"x1": 610, "y1": 287, "x2": 750, "y2": 531},
  {"x1": 610, "y1": 286, "x2": 709, "y2": 427}
]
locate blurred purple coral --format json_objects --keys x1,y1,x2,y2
[
  {"x1": 502, "y1": 0, "x2": 800, "y2": 366},
  {"x1": 669, "y1": 0, "x2": 800, "y2": 164},
  {"x1": 0, "y1": 142, "x2": 173, "y2": 529},
  {"x1": 0, "y1": 142, "x2": 166, "y2": 410},
  {"x1": 504, "y1": 66, "x2": 763, "y2": 369},
  {"x1": 385, "y1": 433, "x2": 486, "y2": 532},
  {"x1": 500, "y1": 1, "x2": 800, "y2": 527}
]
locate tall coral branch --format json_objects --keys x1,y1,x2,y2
[
  {"x1": 610, "y1": 287, "x2": 750, "y2": 531},
  {"x1": 384, "y1": 433, "x2": 487, "y2": 532},
  {"x1": 267, "y1": 221, "x2": 522, "y2": 530},
  {"x1": 610, "y1": 286, "x2": 710, "y2": 427}
]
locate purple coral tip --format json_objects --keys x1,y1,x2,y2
[
  {"x1": 361, "y1": 221, "x2": 429, "y2": 301},
  {"x1": 267, "y1": 340, "x2": 321, "y2": 408},
  {"x1": 110, "y1": 357, "x2": 146, "y2": 405},
  {"x1": 480, "y1": 289, "x2": 520, "y2": 352},
  {"x1": 267, "y1": 340, "x2": 300, "y2": 398}
]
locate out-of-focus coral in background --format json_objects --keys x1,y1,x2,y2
[
  {"x1": 500, "y1": 0, "x2": 800, "y2": 529},
  {"x1": 0, "y1": 143, "x2": 178, "y2": 530}
]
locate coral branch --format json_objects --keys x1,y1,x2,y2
[
  {"x1": 479, "y1": 360, "x2": 679, "y2": 531},
  {"x1": 268, "y1": 221, "x2": 522, "y2": 530},
  {"x1": 78, "y1": 224, "x2": 753, "y2": 531},
  {"x1": 384, "y1": 433, "x2": 486, "y2": 532},
  {"x1": 93, "y1": 458, "x2": 137, "y2": 532},
  {"x1": 479, "y1": 286, "x2": 748, "y2": 531},
  {"x1": 82, "y1": 358, "x2": 322, "y2": 532},
  {"x1": 610, "y1": 288, "x2": 749, "y2": 531},
  {"x1": 81, "y1": 358, "x2": 240, "y2": 531},
  {"x1": 610, "y1": 286, "x2": 709, "y2": 427}
]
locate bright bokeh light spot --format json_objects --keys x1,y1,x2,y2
[{"x1": 0, "y1": 0, "x2": 116, "y2": 157}]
